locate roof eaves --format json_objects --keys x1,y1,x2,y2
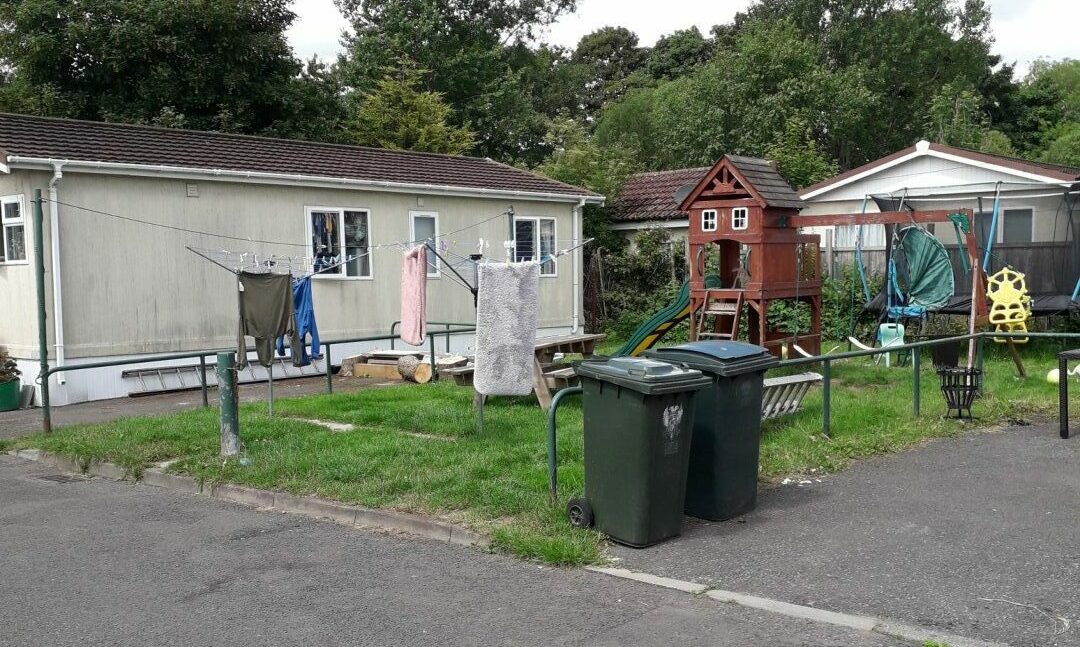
[{"x1": 7, "y1": 155, "x2": 601, "y2": 202}]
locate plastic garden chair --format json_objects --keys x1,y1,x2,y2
[{"x1": 877, "y1": 323, "x2": 905, "y2": 367}]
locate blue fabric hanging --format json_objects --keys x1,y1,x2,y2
[{"x1": 277, "y1": 276, "x2": 320, "y2": 365}]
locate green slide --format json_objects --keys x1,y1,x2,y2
[{"x1": 615, "y1": 275, "x2": 721, "y2": 357}]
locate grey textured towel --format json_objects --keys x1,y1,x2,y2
[{"x1": 474, "y1": 261, "x2": 540, "y2": 396}]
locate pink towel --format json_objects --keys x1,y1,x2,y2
[{"x1": 400, "y1": 245, "x2": 428, "y2": 346}]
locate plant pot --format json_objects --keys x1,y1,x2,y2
[
  {"x1": 937, "y1": 367, "x2": 981, "y2": 419},
  {"x1": 929, "y1": 338, "x2": 961, "y2": 369},
  {"x1": 0, "y1": 378, "x2": 20, "y2": 412}
]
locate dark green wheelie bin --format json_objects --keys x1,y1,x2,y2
[
  {"x1": 571, "y1": 357, "x2": 711, "y2": 547},
  {"x1": 645, "y1": 341, "x2": 778, "y2": 521}
]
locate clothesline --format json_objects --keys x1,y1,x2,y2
[
  {"x1": 868, "y1": 189, "x2": 1080, "y2": 203},
  {"x1": 46, "y1": 198, "x2": 515, "y2": 250}
]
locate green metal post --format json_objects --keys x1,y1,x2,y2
[
  {"x1": 199, "y1": 355, "x2": 209, "y2": 408},
  {"x1": 547, "y1": 386, "x2": 582, "y2": 502},
  {"x1": 217, "y1": 352, "x2": 240, "y2": 456},
  {"x1": 912, "y1": 345, "x2": 920, "y2": 417},
  {"x1": 32, "y1": 189, "x2": 51, "y2": 434},
  {"x1": 822, "y1": 359, "x2": 831, "y2": 438},
  {"x1": 325, "y1": 343, "x2": 333, "y2": 393},
  {"x1": 445, "y1": 324, "x2": 451, "y2": 353}
]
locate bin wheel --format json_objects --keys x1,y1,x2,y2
[{"x1": 567, "y1": 498, "x2": 593, "y2": 528}]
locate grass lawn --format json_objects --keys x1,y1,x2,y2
[{"x1": 5, "y1": 340, "x2": 1068, "y2": 566}]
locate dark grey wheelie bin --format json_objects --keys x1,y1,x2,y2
[
  {"x1": 570, "y1": 357, "x2": 711, "y2": 547},
  {"x1": 645, "y1": 341, "x2": 778, "y2": 521}
]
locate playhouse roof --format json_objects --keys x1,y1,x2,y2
[{"x1": 679, "y1": 154, "x2": 805, "y2": 211}]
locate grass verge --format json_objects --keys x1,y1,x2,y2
[{"x1": 7, "y1": 341, "x2": 1067, "y2": 565}]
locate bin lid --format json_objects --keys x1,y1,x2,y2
[
  {"x1": 574, "y1": 357, "x2": 712, "y2": 395},
  {"x1": 644, "y1": 341, "x2": 779, "y2": 377}
]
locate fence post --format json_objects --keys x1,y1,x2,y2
[
  {"x1": 390, "y1": 322, "x2": 398, "y2": 350},
  {"x1": 199, "y1": 355, "x2": 209, "y2": 408},
  {"x1": 32, "y1": 189, "x2": 51, "y2": 434},
  {"x1": 912, "y1": 345, "x2": 920, "y2": 417},
  {"x1": 216, "y1": 352, "x2": 240, "y2": 457},
  {"x1": 445, "y1": 323, "x2": 451, "y2": 353},
  {"x1": 822, "y1": 358, "x2": 831, "y2": 438},
  {"x1": 1061, "y1": 353, "x2": 1069, "y2": 439},
  {"x1": 325, "y1": 343, "x2": 333, "y2": 394}
]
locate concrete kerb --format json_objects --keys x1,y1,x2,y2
[
  {"x1": 588, "y1": 566, "x2": 1007, "y2": 647},
  {"x1": 9, "y1": 450, "x2": 491, "y2": 549}
]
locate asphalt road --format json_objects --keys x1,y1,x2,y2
[
  {"x1": 0, "y1": 454, "x2": 905, "y2": 647},
  {"x1": 613, "y1": 423, "x2": 1080, "y2": 647}
]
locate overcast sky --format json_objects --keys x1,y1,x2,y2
[{"x1": 287, "y1": 0, "x2": 1078, "y2": 78}]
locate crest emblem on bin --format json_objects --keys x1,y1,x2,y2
[{"x1": 662, "y1": 403, "x2": 684, "y2": 455}]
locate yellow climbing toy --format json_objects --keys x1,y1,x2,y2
[{"x1": 986, "y1": 267, "x2": 1031, "y2": 343}]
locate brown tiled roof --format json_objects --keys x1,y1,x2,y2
[
  {"x1": 0, "y1": 112, "x2": 599, "y2": 198},
  {"x1": 610, "y1": 167, "x2": 709, "y2": 222},
  {"x1": 801, "y1": 141, "x2": 1080, "y2": 196},
  {"x1": 725, "y1": 155, "x2": 805, "y2": 209}
]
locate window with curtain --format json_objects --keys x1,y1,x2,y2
[
  {"x1": 514, "y1": 216, "x2": 557, "y2": 276},
  {"x1": 308, "y1": 207, "x2": 371, "y2": 278},
  {"x1": 1, "y1": 195, "x2": 26, "y2": 264}
]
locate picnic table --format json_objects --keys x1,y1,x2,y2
[{"x1": 446, "y1": 332, "x2": 606, "y2": 410}]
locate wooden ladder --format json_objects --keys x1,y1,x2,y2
[{"x1": 696, "y1": 290, "x2": 744, "y2": 341}]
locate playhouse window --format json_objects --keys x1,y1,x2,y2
[
  {"x1": 306, "y1": 207, "x2": 372, "y2": 278},
  {"x1": 701, "y1": 210, "x2": 718, "y2": 232},
  {"x1": 731, "y1": 207, "x2": 748, "y2": 231},
  {"x1": 0, "y1": 194, "x2": 26, "y2": 264},
  {"x1": 514, "y1": 216, "x2": 557, "y2": 276}
]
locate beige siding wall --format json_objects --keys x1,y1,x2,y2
[
  {"x1": 0, "y1": 170, "x2": 52, "y2": 359},
  {"x1": 51, "y1": 172, "x2": 577, "y2": 358}
]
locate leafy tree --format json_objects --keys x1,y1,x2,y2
[
  {"x1": 570, "y1": 27, "x2": 650, "y2": 120},
  {"x1": 593, "y1": 88, "x2": 661, "y2": 169},
  {"x1": 925, "y1": 82, "x2": 987, "y2": 148},
  {"x1": 1040, "y1": 122, "x2": 1080, "y2": 166},
  {"x1": 765, "y1": 118, "x2": 838, "y2": 188},
  {"x1": 645, "y1": 27, "x2": 713, "y2": 80},
  {"x1": 336, "y1": 0, "x2": 576, "y2": 163},
  {"x1": 347, "y1": 62, "x2": 474, "y2": 154},
  {"x1": 0, "y1": 0, "x2": 309, "y2": 134},
  {"x1": 621, "y1": 19, "x2": 873, "y2": 170},
  {"x1": 733, "y1": 0, "x2": 1004, "y2": 167}
]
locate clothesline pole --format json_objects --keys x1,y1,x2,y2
[{"x1": 268, "y1": 362, "x2": 274, "y2": 417}]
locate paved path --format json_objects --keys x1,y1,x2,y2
[
  {"x1": 0, "y1": 375, "x2": 381, "y2": 439},
  {"x1": 613, "y1": 423, "x2": 1080, "y2": 647},
  {"x1": 0, "y1": 455, "x2": 905, "y2": 647}
]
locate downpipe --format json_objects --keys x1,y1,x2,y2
[
  {"x1": 48, "y1": 163, "x2": 66, "y2": 385},
  {"x1": 572, "y1": 198, "x2": 584, "y2": 334}
]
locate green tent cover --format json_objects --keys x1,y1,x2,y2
[{"x1": 896, "y1": 226, "x2": 955, "y2": 311}]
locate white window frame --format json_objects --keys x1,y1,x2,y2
[
  {"x1": 701, "y1": 209, "x2": 718, "y2": 232},
  {"x1": 410, "y1": 210, "x2": 440, "y2": 278},
  {"x1": 513, "y1": 216, "x2": 558, "y2": 277},
  {"x1": 304, "y1": 206, "x2": 373, "y2": 280},
  {"x1": 731, "y1": 207, "x2": 749, "y2": 231},
  {"x1": 0, "y1": 194, "x2": 27, "y2": 266}
]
